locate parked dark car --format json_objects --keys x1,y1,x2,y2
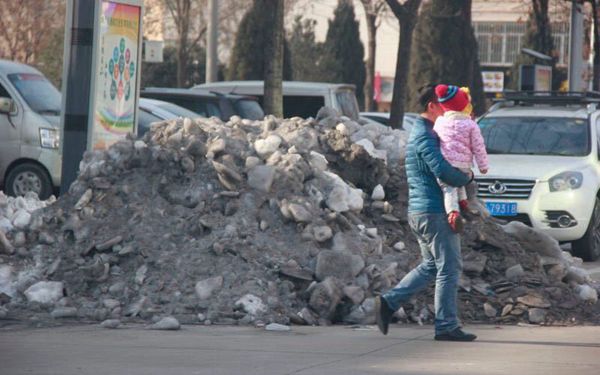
[
  {"x1": 140, "y1": 88, "x2": 265, "y2": 121},
  {"x1": 196, "y1": 81, "x2": 360, "y2": 120}
]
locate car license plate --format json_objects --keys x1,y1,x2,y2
[{"x1": 485, "y1": 202, "x2": 518, "y2": 216}]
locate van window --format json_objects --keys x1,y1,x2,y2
[
  {"x1": 206, "y1": 102, "x2": 221, "y2": 118},
  {"x1": 0, "y1": 82, "x2": 11, "y2": 98},
  {"x1": 234, "y1": 99, "x2": 265, "y2": 120},
  {"x1": 7, "y1": 73, "x2": 60, "y2": 115},
  {"x1": 336, "y1": 91, "x2": 359, "y2": 120},
  {"x1": 283, "y1": 96, "x2": 325, "y2": 118}
]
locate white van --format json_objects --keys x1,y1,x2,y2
[
  {"x1": 0, "y1": 60, "x2": 61, "y2": 199},
  {"x1": 194, "y1": 81, "x2": 360, "y2": 120}
]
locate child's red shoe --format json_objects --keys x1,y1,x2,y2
[{"x1": 448, "y1": 211, "x2": 465, "y2": 233}]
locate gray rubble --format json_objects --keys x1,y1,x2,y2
[
  {"x1": 100, "y1": 319, "x2": 121, "y2": 329},
  {"x1": 0, "y1": 112, "x2": 598, "y2": 329},
  {"x1": 150, "y1": 316, "x2": 180, "y2": 330}
]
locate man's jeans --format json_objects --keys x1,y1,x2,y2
[{"x1": 382, "y1": 213, "x2": 463, "y2": 334}]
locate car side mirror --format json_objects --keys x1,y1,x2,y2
[{"x1": 0, "y1": 97, "x2": 14, "y2": 114}]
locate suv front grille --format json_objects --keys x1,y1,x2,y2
[
  {"x1": 476, "y1": 178, "x2": 536, "y2": 200},
  {"x1": 494, "y1": 214, "x2": 532, "y2": 227}
]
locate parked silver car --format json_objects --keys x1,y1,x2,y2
[
  {"x1": 138, "y1": 98, "x2": 201, "y2": 137},
  {"x1": 0, "y1": 60, "x2": 61, "y2": 199}
]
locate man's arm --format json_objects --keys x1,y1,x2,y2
[{"x1": 417, "y1": 133, "x2": 471, "y2": 187}]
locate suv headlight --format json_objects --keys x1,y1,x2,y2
[
  {"x1": 39, "y1": 128, "x2": 59, "y2": 149},
  {"x1": 549, "y1": 171, "x2": 583, "y2": 192}
]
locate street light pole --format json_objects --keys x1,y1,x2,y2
[{"x1": 206, "y1": 0, "x2": 219, "y2": 83}]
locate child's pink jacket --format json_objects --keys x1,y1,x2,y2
[{"x1": 433, "y1": 112, "x2": 489, "y2": 170}]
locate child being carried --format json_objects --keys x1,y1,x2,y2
[{"x1": 434, "y1": 84, "x2": 489, "y2": 233}]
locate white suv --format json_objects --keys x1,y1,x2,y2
[{"x1": 475, "y1": 92, "x2": 600, "y2": 261}]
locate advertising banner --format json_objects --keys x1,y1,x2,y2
[
  {"x1": 91, "y1": 0, "x2": 141, "y2": 150},
  {"x1": 535, "y1": 65, "x2": 553, "y2": 91},
  {"x1": 482, "y1": 71, "x2": 505, "y2": 93}
]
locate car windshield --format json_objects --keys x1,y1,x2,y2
[
  {"x1": 8, "y1": 73, "x2": 61, "y2": 115},
  {"x1": 234, "y1": 99, "x2": 264, "y2": 120},
  {"x1": 155, "y1": 102, "x2": 200, "y2": 119},
  {"x1": 478, "y1": 116, "x2": 590, "y2": 157},
  {"x1": 336, "y1": 90, "x2": 359, "y2": 120}
]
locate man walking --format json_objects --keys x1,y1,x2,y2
[{"x1": 374, "y1": 84, "x2": 477, "y2": 342}]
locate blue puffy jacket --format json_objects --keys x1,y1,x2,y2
[{"x1": 405, "y1": 116, "x2": 471, "y2": 214}]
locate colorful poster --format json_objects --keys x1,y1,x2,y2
[{"x1": 91, "y1": 1, "x2": 141, "y2": 150}]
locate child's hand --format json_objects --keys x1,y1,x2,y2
[{"x1": 480, "y1": 168, "x2": 488, "y2": 174}]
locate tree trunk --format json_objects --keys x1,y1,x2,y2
[
  {"x1": 591, "y1": 0, "x2": 600, "y2": 90},
  {"x1": 174, "y1": 0, "x2": 191, "y2": 88},
  {"x1": 263, "y1": 0, "x2": 284, "y2": 117},
  {"x1": 462, "y1": 0, "x2": 485, "y2": 114},
  {"x1": 177, "y1": 40, "x2": 187, "y2": 87},
  {"x1": 364, "y1": 13, "x2": 377, "y2": 111},
  {"x1": 205, "y1": 0, "x2": 219, "y2": 83},
  {"x1": 389, "y1": 15, "x2": 416, "y2": 129}
]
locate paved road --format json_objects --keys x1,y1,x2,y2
[{"x1": 1, "y1": 324, "x2": 599, "y2": 375}]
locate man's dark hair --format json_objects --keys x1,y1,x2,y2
[{"x1": 417, "y1": 84, "x2": 438, "y2": 112}]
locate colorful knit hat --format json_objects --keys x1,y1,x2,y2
[
  {"x1": 460, "y1": 87, "x2": 473, "y2": 115},
  {"x1": 435, "y1": 84, "x2": 470, "y2": 112}
]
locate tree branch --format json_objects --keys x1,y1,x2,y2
[{"x1": 385, "y1": 0, "x2": 421, "y2": 19}]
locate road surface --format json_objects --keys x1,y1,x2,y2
[{"x1": 1, "y1": 324, "x2": 599, "y2": 375}]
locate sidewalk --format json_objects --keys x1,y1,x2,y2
[{"x1": 1, "y1": 324, "x2": 599, "y2": 375}]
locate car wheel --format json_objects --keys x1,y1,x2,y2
[
  {"x1": 5, "y1": 163, "x2": 53, "y2": 200},
  {"x1": 572, "y1": 197, "x2": 600, "y2": 261}
]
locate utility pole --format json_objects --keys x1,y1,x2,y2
[
  {"x1": 60, "y1": 0, "x2": 95, "y2": 193},
  {"x1": 206, "y1": 0, "x2": 219, "y2": 83}
]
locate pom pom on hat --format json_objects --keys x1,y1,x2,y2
[
  {"x1": 435, "y1": 84, "x2": 454, "y2": 101},
  {"x1": 435, "y1": 84, "x2": 470, "y2": 112}
]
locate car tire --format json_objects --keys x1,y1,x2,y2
[
  {"x1": 572, "y1": 197, "x2": 600, "y2": 261},
  {"x1": 5, "y1": 163, "x2": 54, "y2": 200}
]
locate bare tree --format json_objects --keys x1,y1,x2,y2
[
  {"x1": 359, "y1": 0, "x2": 388, "y2": 111},
  {"x1": 263, "y1": 0, "x2": 285, "y2": 117},
  {"x1": 164, "y1": 0, "x2": 208, "y2": 87},
  {"x1": 157, "y1": 0, "x2": 295, "y2": 89},
  {"x1": 385, "y1": 0, "x2": 421, "y2": 129},
  {"x1": 0, "y1": 0, "x2": 59, "y2": 63}
]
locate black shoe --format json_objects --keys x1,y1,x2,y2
[
  {"x1": 375, "y1": 296, "x2": 393, "y2": 335},
  {"x1": 434, "y1": 327, "x2": 477, "y2": 342}
]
